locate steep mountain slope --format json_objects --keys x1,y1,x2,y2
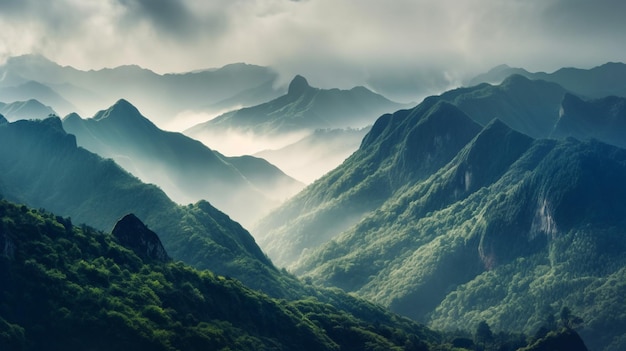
[
  {"x1": 62, "y1": 99, "x2": 302, "y2": 226},
  {"x1": 254, "y1": 127, "x2": 371, "y2": 183},
  {"x1": 0, "y1": 117, "x2": 293, "y2": 297},
  {"x1": 253, "y1": 101, "x2": 482, "y2": 267},
  {"x1": 468, "y1": 62, "x2": 626, "y2": 99},
  {"x1": 433, "y1": 73, "x2": 625, "y2": 147},
  {"x1": 438, "y1": 74, "x2": 568, "y2": 138},
  {"x1": 186, "y1": 75, "x2": 404, "y2": 137},
  {"x1": 552, "y1": 94, "x2": 626, "y2": 148},
  {"x1": 255, "y1": 79, "x2": 626, "y2": 350},
  {"x1": 281, "y1": 122, "x2": 626, "y2": 351},
  {"x1": 0, "y1": 99, "x2": 56, "y2": 122},
  {"x1": 0, "y1": 200, "x2": 444, "y2": 351},
  {"x1": 0, "y1": 54, "x2": 282, "y2": 126}
]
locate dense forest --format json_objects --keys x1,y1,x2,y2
[{"x1": 0, "y1": 199, "x2": 590, "y2": 350}]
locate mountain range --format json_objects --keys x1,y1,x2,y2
[
  {"x1": 185, "y1": 75, "x2": 405, "y2": 181},
  {"x1": 0, "y1": 116, "x2": 295, "y2": 298},
  {"x1": 2, "y1": 56, "x2": 622, "y2": 350},
  {"x1": 62, "y1": 99, "x2": 303, "y2": 227},
  {"x1": 0, "y1": 54, "x2": 283, "y2": 128},
  {"x1": 186, "y1": 75, "x2": 404, "y2": 136},
  {"x1": 468, "y1": 62, "x2": 626, "y2": 99},
  {"x1": 0, "y1": 99, "x2": 56, "y2": 122},
  {"x1": 255, "y1": 68, "x2": 626, "y2": 351}
]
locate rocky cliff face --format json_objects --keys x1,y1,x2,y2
[{"x1": 111, "y1": 214, "x2": 170, "y2": 263}]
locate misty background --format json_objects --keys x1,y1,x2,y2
[{"x1": 1, "y1": 0, "x2": 625, "y2": 104}]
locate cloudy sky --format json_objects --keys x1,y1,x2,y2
[{"x1": 1, "y1": 0, "x2": 625, "y2": 93}]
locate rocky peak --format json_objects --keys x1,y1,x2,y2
[
  {"x1": 111, "y1": 214, "x2": 170, "y2": 263},
  {"x1": 288, "y1": 75, "x2": 311, "y2": 96}
]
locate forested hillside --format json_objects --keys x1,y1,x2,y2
[
  {"x1": 255, "y1": 75, "x2": 626, "y2": 351},
  {"x1": 0, "y1": 200, "x2": 445, "y2": 351}
]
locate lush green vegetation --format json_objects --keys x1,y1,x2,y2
[
  {"x1": 255, "y1": 72, "x2": 626, "y2": 351},
  {"x1": 254, "y1": 101, "x2": 482, "y2": 267},
  {"x1": 0, "y1": 117, "x2": 297, "y2": 299},
  {"x1": 0, "y1": 199, "x2": 454, "y2": 351}
]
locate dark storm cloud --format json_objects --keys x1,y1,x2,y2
[
  {"x1": 116, "y1": 0, "x2": 197, "y2": 37},
  {"x1": 0, "y1": 0, "x2": 625, "y2": 94}
]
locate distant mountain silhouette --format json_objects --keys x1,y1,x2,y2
[
  {"x1": 185, "y1": 75, "x2": 406, "y2": 137},
  {"x1": 63, "y1": 99, "x2": 303, "y2": 227},
  {"x1": 0, "y1": 80, "x2": 76, "y2": 115},
  {"x1": 469, "y1": 62, "x2": 626, "y2": 99},
  {"x1": 254, "y1": 128, "x2": 370, "y2": 183},
  {"x1": 0, "y1": 98, "x2": 57, "y2": 121},
  {"x1": 0, "y1": 54, "x2": 283, "y2": 126}
]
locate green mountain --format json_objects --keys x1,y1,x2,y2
[
  {"x1": 253, "y1": 101, "x2": 482, "y2": 267},
  {"x1": 430, "y1": 73, "x2": 624, "y2": 148},
  {"x1": 0, "y1": 199, "x2": 447, "y2": 351},
  {"x1": 0, "y1": 99, "x2": 57, "y2": 122},
  {"x1": 0, "y1": 54, "x2": 282, "y2": 126},
  {"x1": 468, "y1": 62, "x2": 626, "y2": 99},
  {"x1": 185, "y1": 75, "x2": 405, "y2": 137},
  {"x1": 438, "y1": 74, "x2": 567, "y2": 139},
  {"x1": 256, "y1": 100, "x2": 626, "y2": 351},
  {"x1": 0, "y1": 117, "x2": 295, "y2": 297},
  {"x1": 62, "y1": 99, "x2": 303, "y2": 227},
  {"x1": 551, "y1": 94, "x2": 626, "y2": 148}
]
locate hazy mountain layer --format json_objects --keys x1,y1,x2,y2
[
  {"x1": 0, "y1": 199, "x2": 444, "y2": 351},
  {"x1": 62, "y1": 99, "x2": 303, "y2": 227},
  {"x1": 0, "y1": 117, "x2": 295, "y2": 297},
  {"x1": 254, "y1": 127, "x2": 370, "y2": 183},
  {"x1": 187, "y1": 75, "x2": 403, "y2": 137},
  {"x1": 0, "y1": 99, "x2": 56, "y2": 122},
  {"x1": 469, "y1": 62, "x2": 626, "y2": 99},
  {"x1": 0, "y1": 80, "x2": 77, "y2": 116},
  {"x1": 0, "y1": 54, "x2": 283, "y2": 127}
]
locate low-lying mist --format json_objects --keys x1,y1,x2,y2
[{"x1": 184, "y1": 125, "x2": 312, "y2": 157}]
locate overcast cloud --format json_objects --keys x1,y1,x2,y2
[{"x1": 0, "y1": 0, "x2": 625, "y2": 95}]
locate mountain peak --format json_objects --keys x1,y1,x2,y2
[
  {"x1": 288, "y1": 75, "x2": 311, "y2": 96},
  {"x1": 111, "y1": 214, "x2": 170, "y2": 263},
  {"x1": 93, "y1": 99, "x2": 150, "y2": 125},
  {"x1": 62, "y1": 112, "x2": 83, "y2": 123}
]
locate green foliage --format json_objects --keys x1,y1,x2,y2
[
  {"x1": 260, "y1": 111, "x2": 626, "y2": 351},
  {"x1": 0, "y1": 117, "x2": 301, "y2": 299},
  {"x1": 0, "y1": 200, "x2": 455, "y2": 351}
]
